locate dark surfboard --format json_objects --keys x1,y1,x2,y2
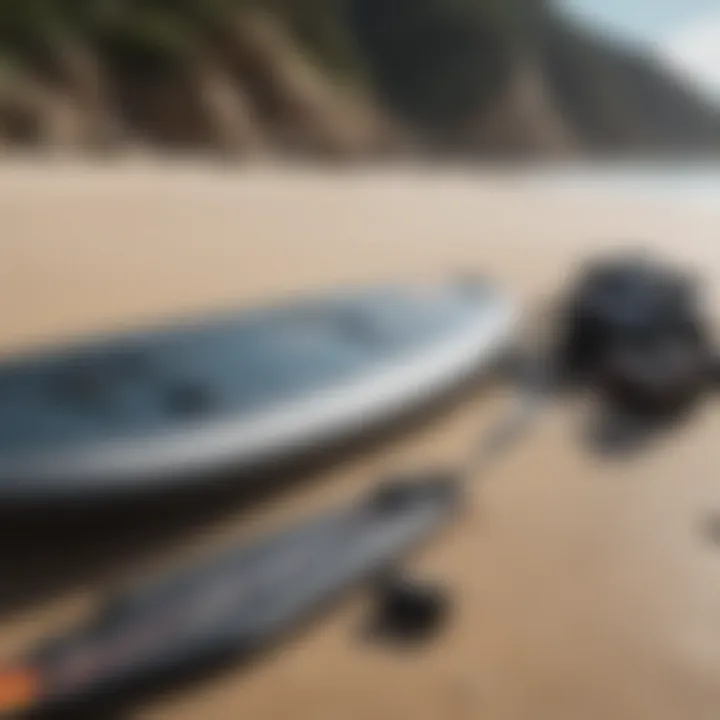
[{"x1": 0, "y1": 474, "x2": 460, "y2": 717}]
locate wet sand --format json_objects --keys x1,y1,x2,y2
[{"x1": 1, "y1": 162, "x2": 720, "y2": 719}]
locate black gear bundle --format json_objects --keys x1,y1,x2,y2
[{"x1": 556, "y1": 255, "x2": 716, "y2": 418}]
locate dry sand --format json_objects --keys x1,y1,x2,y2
[{"x1": 0, "y1": 161, "x2": 719, "y2": 719}]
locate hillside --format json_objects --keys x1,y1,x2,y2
[
  {"x1": 0, "y1": 0, "x2": 717, "y2": 157},
  {"x1": 536, "y1": 11, "x2": 720, "y2": 153}
]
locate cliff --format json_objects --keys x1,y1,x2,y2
[{"x1": 0, "y1": 0, "x2": 717, "y2": 157}]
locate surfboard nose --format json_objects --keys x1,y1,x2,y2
[{"x1": 0, "y1": 665, "x2": 41, "y2": 717}]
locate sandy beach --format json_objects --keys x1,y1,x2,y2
[{"x1": 1, "y1": 161, "x2": 720, "y2": 719}]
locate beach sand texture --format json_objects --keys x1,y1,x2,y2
[{"x1": 0, "y1": 162, "x2": 719, "y2": 719}]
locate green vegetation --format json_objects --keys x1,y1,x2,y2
[
  {"x1": 0, "y1": 0, "x2": 717, "y2": 154},
  {"x1": 0, "y1": 0, "x2": 374, "y2": 151}
]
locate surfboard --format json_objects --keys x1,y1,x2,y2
[
  {"x1": 0, "y1": 280, "x2": 517, "y2": 500},
  {"x1": 0, "y1": 474, "x2": 460, "y2": 716}
]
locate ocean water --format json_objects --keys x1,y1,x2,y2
[{"x1": 520, "y1": 162, "x2": 720, "y2": 200}]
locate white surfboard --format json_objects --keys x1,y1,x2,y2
[{"x1": 0, "y1": 280, "x2": 517, "y2": 500}]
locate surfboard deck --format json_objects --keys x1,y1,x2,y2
[{"x1": 0, "y1": 280, "x2": 517, "y2": 500}]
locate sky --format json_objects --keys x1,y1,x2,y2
[{"x1": 559, "y1": 0, "x2": 720, "y2": 101}]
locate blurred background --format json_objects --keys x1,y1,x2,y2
[
  {"x1": 0, "y1": 0, "x2": 717, "y2": 159},
  {"x1": 1, "y1": 3, "x2": 720, "y2": 720}
]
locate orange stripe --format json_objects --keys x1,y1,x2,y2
[{"x1": 0, "y1": 667, "x2": 40, "y2": 713}]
